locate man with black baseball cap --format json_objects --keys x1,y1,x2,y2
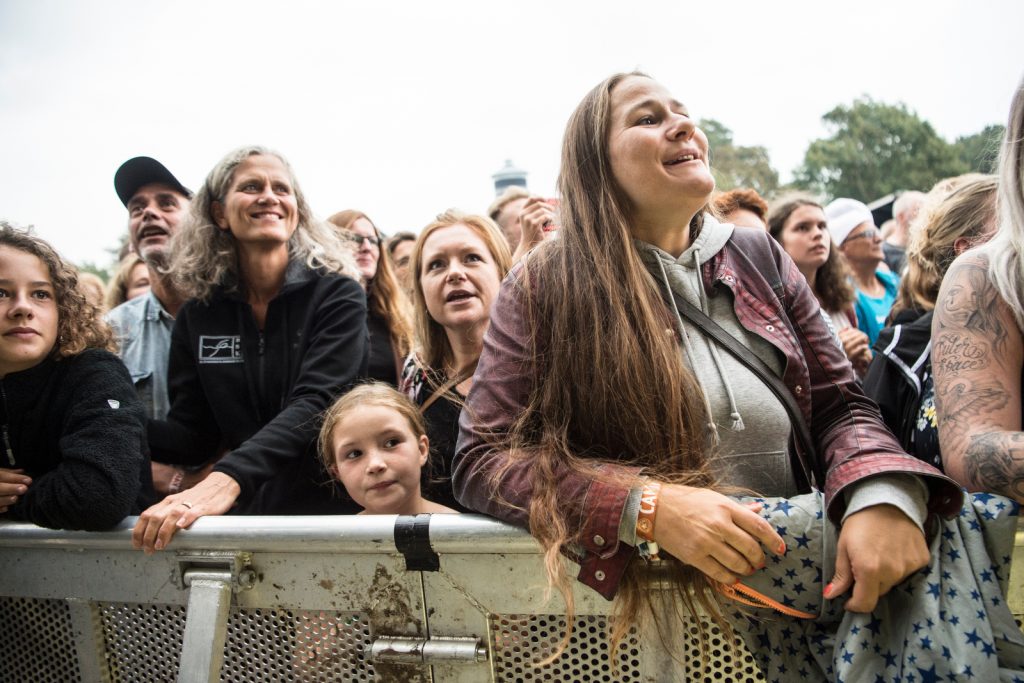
[
  {"x1": 109, "y1": 156, "x2": 205, "y2": 496},
  {"x1": 108, "y1": 156, "x2": 191, "y2": 421}
]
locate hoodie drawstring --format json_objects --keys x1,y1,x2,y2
[{"x1": 653, "y1": 249, "x2": 746, "y2": 443}]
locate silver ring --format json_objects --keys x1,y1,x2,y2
[{"x1": 180, "y1": 501, "x2": 194, "y2": 509}]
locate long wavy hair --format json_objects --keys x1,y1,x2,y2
[
  {"x1": 984, "y1": 75, "x2": 1024, "y2": 329},
  {"x1": 767, "y1": 195, "x2": 855, "y2": 315},
  {"x1": 408, "y1": 209, "x2": 512, "y2": 375},
  {"x1": 489, "y1": 72, "x2": 727, "y2": 655},
  {"x1": 167, "y1": 146, "x2": 359, "y2": 301},
  {"x1": 0, "y1": 222, "x2": 115, "y2": 358},
  {"x1": 326, "y1": 210, "x2": 413, "y2": 358},
  {"x1": 891, "y1": 175, "x2": 998, "y2": 319}
]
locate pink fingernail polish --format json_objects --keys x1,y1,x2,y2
[{"x1": 823, "y1": 582, "x2": 833, "y2": 598}]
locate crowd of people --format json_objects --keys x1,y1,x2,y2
[{"x1": 2, "y1": 70, "x2": 1023, "y2": 678}]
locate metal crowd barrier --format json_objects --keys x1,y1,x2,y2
[{"x1": 1, "y1": 514, "x2": 1021, "y2": 683}]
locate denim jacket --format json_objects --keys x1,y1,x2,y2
[
  {"x1": 107, "y1": 290, "x2": 174, "y2": 420},
  {"x1": 453, "y1": 227, "x2": 963, "y2": 600}
]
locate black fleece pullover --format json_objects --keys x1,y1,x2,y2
[
  {"x1": 1, "y1": 349, "x2": 149, "y2": 530},
  {"x1": 148, "y1": 263, "x2": 367, "y2": 514}
]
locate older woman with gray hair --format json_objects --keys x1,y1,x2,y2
[{"x1": 133, "y1": 146, "x2": 367, "y2": 553}]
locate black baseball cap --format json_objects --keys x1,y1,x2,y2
[{"x1": 114, "y1": 156, "x2": 192, "y2": 207}]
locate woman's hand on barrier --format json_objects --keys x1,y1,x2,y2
[
  {"x1": 652, "y1": 485, "x2": 787, "y2": 585},
  {"x1": 826, "y1": 503, "x2": 929, "y2": 612},
  {"x1": 131, "y1": 472, "x2": 241, "y2": 553},
  {"x1": 0, "y1": 468, "x2": 31, "y2": 513}
]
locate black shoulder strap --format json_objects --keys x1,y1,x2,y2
[{"x1": 668, "y1": 289, "x2": 824, "y2": 490}]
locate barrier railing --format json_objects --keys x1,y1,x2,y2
[{"x1": 1, "y1": 515, "x2": 1022, "y2": 682}]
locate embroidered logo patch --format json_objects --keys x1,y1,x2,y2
[
  {"x1": 107, "y1": 399, "x2": 120, "y2": 409},
  {"x1": 199, "y1": 335, "x2": 244, "y2": 364}
]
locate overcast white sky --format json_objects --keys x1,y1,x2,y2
[{"x1": 2, "y1": 0, "x2": 1022, "y2": 268}]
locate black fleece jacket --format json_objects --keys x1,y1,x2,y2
[
  {"x1": 148, "y1": 263, "x2": 367, "y2": 514},
  {"x1": 1, "y1": 349, "x2": 149, "y2": 530}
]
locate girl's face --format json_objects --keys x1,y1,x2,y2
[
  {"x1": 330, "y1": 404, "x2": 429, "y2": 515},
  {"x1": 607, "y1": 76, "x2": 714, "y2": 222},
  {"x1": 125, "y1": 261, "x2": 151, "y2": 301},
  {"x1": 779, "y1": 205, "x2": 830, "y2": 274},
  {"x1": 419, "y1": 224, "x2": 502, "y2": 336},
  {"x1": 0, "y1": 246, "x2": 58, "y2": 377}
]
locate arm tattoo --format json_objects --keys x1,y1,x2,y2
[
  {"x1": 935, "y1": 260, "x2": 1008, "y2": 356},
  {"x1": 964, "y1": 432, "x2": 1024, "y2": 500}
]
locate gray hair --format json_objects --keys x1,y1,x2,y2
[
  {"x1": 982, "y1": 75, "x2": 1024, "y2": 329},
  {"x1": 166, "y1": 145, "x2": 358, "y2": 301},
  {"x1": 892, "y1": 190, "x2": 925, "y2": 224}
]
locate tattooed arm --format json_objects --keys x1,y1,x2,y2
[{"x1": 931, "y1": 252, "x2": 1024, "y2": 502}]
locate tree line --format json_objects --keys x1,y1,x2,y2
[{"x1": 703, "y1": 97, "x2": 1004, "y2": 202}]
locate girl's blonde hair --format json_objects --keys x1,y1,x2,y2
[
  {"x1": 318, "y1": 382, "x2": 427, "y2": 473},
  {"x1": 890, "y1": 175, "x2": 998, "y2": 319},
  {"x1": 983, "y1": 74, "x2": 1024, "y2": 329}
]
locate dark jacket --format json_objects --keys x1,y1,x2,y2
[
  {"x1": 2, "y1": 349, "x2": 149, "y2": 530},
  {"x1": 148, "y1": 262, "x2": 368, "y2": 514},
  {"x1": 454, "y1": 228, "x2": 962, "y2": 599},
  {"x1": 863, "y1": 311, "x2": 933, "y2": 453}
]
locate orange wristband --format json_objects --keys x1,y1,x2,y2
[{"x1": 636, "y1": 481, "x2": 661, "y2": 542}]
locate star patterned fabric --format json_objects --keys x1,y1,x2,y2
[{"x1": 719, "y1": 492, "x2": 1024, "y2": 682}]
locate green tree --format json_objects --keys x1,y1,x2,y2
[
  {"x1": 794, "y1": 98, "x2": 969, "y2": 201},
  {"x1": 701, "y1": 118, "x2": 780, "y2": 197},
  {"x1": 953, "y1": 124, "x2": 1005, "y2": 174}
]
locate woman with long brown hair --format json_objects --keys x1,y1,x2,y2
[
  {"x1": 453, "y1": 73, "x2": 967, "y2": 675},
  {"x1": 327, "y1": 210, "x2": 412, "y2": 385},
  {"x1": 768, "y1": 196, "x2": 872, "y2": 376}
]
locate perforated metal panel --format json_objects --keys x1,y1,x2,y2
[
  {"x1": 221, "y1": 608, "x2": 376, "y2": 682},
  {"x1": 0, "y1": 596, "x2": 83, "y2": 683},
  {"x1": 680, "y1": 616, "x2": 765, "y2": 683},
  {"x1": 489, "y1": 614, "x2": 642, "y2": 682},
  {"x1": 99, "y1": 602, "x2": 184, "y2": 682}
]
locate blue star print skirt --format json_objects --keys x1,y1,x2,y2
[{"x1": 723, "y1": 491, "x2": 1024, "y2": 682}]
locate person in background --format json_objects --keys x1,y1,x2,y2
[
  {"x1": 864, "y1": 175, "x2": 998, "y2": 466},
  {"x1": 0, "y1": 222, "x2": 151, "y2": 530},
  {"x1": 386, "y1": 231, "x2": 417, "y2": 291},
  {"x1": 884, "y1": 191, "x2": 925, "y2": 275},
  {"x1": 401, "y1": 209, "x2": 511, "y2": 511},
  {"x1": 105, "y1": 253, "x2": 150, "y2": 311},
  {"x1": 327, "y1": 210, "x2": 413, "y2": 386},
  {"x1": 107, "y1": 157, "x2": 200, "y2": 496},
  {"x1": 768, "y1": 196, "x2": 872, "y2": 376},
  {"x1": 487, "y1": 186, "x2": 530, "y2": 251},
  {"x1": 77, "y1": 271, "x2": 107, "y2": 317},
  {"x1": 132, "y1": 146, "x2": 367, "y2": 554},
  {"x1": 932, "y1": 75, "x2": 1024, "y2": 504},
  {"x1": 712, "y1": 188, "x2": 769, "y2": 230},
  {"x1": 826, "y1": 197, "x2": 899, "y2": 345},
  {"x1": 107, "y1": 156, "x2": 191, "y2": 421}
]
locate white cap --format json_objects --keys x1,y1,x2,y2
[{"x1": 824, "y1": 198, "x2": 874, "y2": 245}]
